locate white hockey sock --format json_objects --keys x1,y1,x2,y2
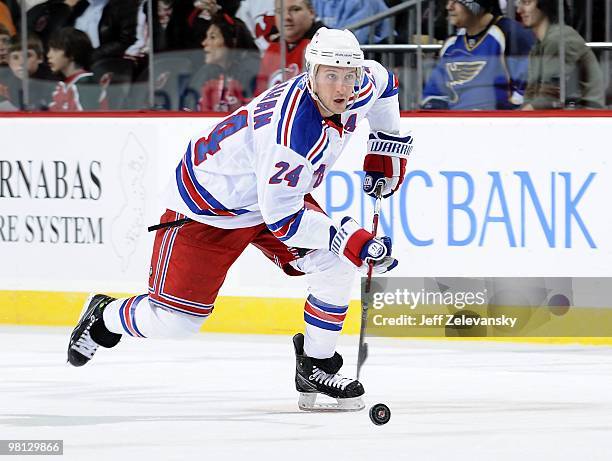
[
  {"x1": 294, "y1": 249, "x2": 355, "y2": 360},
  {"x1": 103, "y1": 295, "x2": 208, "y2": 338},
  {"x1": 303, "y1": 294, "x2": 348, "y2": 359}
]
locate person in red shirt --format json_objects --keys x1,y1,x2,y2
[
  {"x1": 196, "y1": 12, "x2": 260, "y2": 112},
  {"x1": 46, "y1": 27, "x2": 106, "y2": 111},
  {"x1": 254, "y1": 0, "x2": 324, "y2": 96}
]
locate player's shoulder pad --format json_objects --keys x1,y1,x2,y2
[
  {"x1": 361, "y1": 59, "x2": 398, "y2": 102},
  {"x1": 362, "y1": 61, "x2": 399, "y2": 98},
  {"x1": 275, "y1": 75, "x2": 328, "y2": 165}
]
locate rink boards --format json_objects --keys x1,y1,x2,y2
[{"x1": 1, "y1": 111, "x2": 612, "y2": 342}]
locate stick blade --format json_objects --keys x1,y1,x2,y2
[{"x1": 356, "y1": 342, "x2": 368, "y2": 379}]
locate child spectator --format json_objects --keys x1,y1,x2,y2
[
  {"x1": 517, "y1": 0, "x2": 604, "y2": 109},
  {"x1": 46, "y1": 27, "x2": 106, "y2": 110},
  {"x1": 3, "y1": 34, "x2": 58, "y2": 108},
  {"x1": 8, "y1": 35, "x2": 55, "y2": 81}
]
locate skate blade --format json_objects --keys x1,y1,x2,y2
[{"x1": 298, "y1": 393, "x2": 365, "y2": 412}]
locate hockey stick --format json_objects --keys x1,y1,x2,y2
[
  {"x1": 147, "y1": 218, "x2": 192, "y2": 232},
  {"x1": 356, "y1": 183, "x2": 383, "y2": 380}
]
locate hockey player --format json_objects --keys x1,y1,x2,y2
[
  {"x1": 422, "y1": 0, "x2": 535, "y2": 110},
  {"x1": 67, "y1": 27, "x2": 412, "y2": 411}
]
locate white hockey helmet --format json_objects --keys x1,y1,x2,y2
[{"x1": 305, "y1": 28, "x2": 365, "y2": 110}]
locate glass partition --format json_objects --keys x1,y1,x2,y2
[{"x1": 0, "y1": 0, "x2": 609, "y2": 112}]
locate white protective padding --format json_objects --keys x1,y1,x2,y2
[
  {"x1": 103, "y1": 297, "x2": 207, "y2": 338},
  {"x1": 291, "y1": 249, "x2": 356, "y2": 359}
]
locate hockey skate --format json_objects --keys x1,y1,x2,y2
[
  {"x1": 293, "y1": 333, "x2": 365, "y2": 412},
  {"x1": 67, "y1": 294, "x2": 122, "y2": 367}
]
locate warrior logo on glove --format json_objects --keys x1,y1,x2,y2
[{"x1": 363, "y1": 131, "x2": 414, "y2": 198}]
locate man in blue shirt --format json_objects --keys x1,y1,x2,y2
[
  {"x1": 311, "y1": 0, "x2": 392, "y2": 44},
  {"x1": 422, "y1": 0, "x2": 535, "y2": 110}
]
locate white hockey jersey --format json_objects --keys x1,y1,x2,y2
[{"x1": 166, "y1": 59, "x2": 401, "y2": 250}]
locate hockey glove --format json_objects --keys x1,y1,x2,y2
[
  {"x1": 330, "y1": 217, "x2": 398, "y2": 274},
  {"x1": 363, "y1": 131, "x2": 413, "y2": 198}
]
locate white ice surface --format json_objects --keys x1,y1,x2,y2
[{"x1": 1, "y1": 326, "x2": 611, "y2": 460}]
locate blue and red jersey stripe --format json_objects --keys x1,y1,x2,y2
[
  {"x1": 381, "y1": 71, "x2": 399, "y2": 98},
  {"x1": 176, "y1": 143, "x2": 250, "y2": 217},
  {"x1": 267, "y1": 208, "x2": 305, "y2": 242}
]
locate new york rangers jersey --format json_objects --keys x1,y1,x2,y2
[{"x1": 166, "y1": 59, "x2": 400, "y2": 251}]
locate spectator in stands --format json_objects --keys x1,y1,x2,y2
[
  {"x1": 311, "y1": 0, "x2": 392, "y2": 44},
  {"x1": 27, "y1": 0, "x2": 139, "y2": 64},
  {"x1": 254, "y1": 0, "x2": 324, "y2": 95},
  {"x1": 421, "y1": 0, "x2": 534, "y2": 110},
  {"x1": 28, "y1": 1, "x2": 79, "y2": 53},
  {"x1": 517, "y1": 0, "x2": 604, "y2": 109},
  {"x1": 2, "y1": 34, "x2": 59, "y2": 108},
  {"x1": 195, "y1": 12, "x2": 260, "y2": 111},
  {"x1": 190, "y1": 0, "x2": 242, "y2": 44},
  {"x1": 47, "y1": 27, "x2": 106, "y2": 110},
  {"x1": 0, "y1": 23, "x2": 11, "y2": 65},
  {"x1": 153, "y1": 0, "x2": 205, "y2": 51},
  {"x1": 74, "y1": 0, "x2": 140, "y2": 63},
  {"x1": 152, "y1": 0, "x2": 176, "y2": 51},
  {"x1": 0, "y1": 24, "x2": 12, "y2": 109},
  {"x1": 8, "y1": 35, "x2": 55, "y2": 81},
  {"x1": 235, "y1": 0, "x2": 276, "y2": 53}
]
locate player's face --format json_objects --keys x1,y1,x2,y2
[
  {"x1": 446, "y1": 0, "x2": 472, "y2": 28},
  {"x1": 314, "y1": 65, "x2": 358, "y2": 116},
  {"x1": 202, "y1": 25, "x2": 227, "y2": 66},
  {"x1": 8, "y1": 49, "x2": 41, "y2": 80},
  {"x1": 47, "y1": 48, "x2": 71, "y2": 75},
  {"x1": 516, "y1": 0, "x2": 545, "y2": 28},
  {"x1": 275, "y1": 0, "x2": 315, "y2": 43}
]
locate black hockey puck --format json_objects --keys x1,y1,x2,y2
[{"x1": 369, "y1": 403, "x2": 391, "y2": 425}]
